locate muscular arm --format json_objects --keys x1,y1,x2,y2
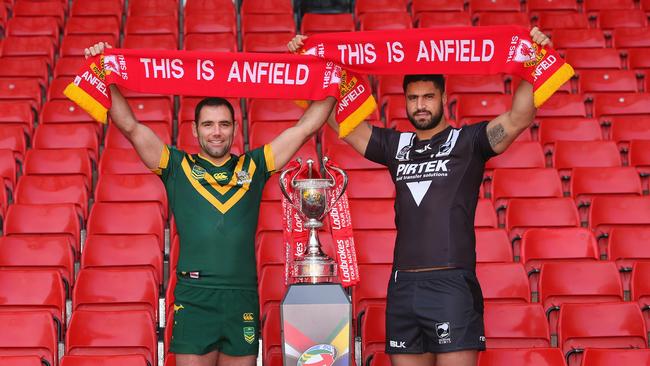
[
  {"x1": 108, "y1": 85, "x2": 165, "y2": 169},
  {"x1": 485, "y1": 80, "x2": 535, "y2": 154},
  {"x1": 325, "y1": 110, "x2": 373, "y2": 156},
  {"x1": 269, "y1": 97, "x2": 337, "y2": 169}
]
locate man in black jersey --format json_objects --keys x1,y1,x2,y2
[{"x1": 289, "y1": 27, "x2": 550, "y2": 366}]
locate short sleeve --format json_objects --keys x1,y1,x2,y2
[
  {"x1": 364, "y1": 126, "x2": 397, "y2": 166},
  {"x1": 248, "y1": 144, "x2": 276, "y2": 181},
  {"x1": 152, "y1": 145, "x2": 185, "y2": 182},
  {"x1": 473, "y1": 121, "x2": 498, "y2": 160}
]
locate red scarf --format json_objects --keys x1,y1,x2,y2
[
  {"x1": 63, "y1": 48, "x2": 376, "y2": 136},
  {"x1": 301, "y1": 26, "x2": 573, "y2": 108}
]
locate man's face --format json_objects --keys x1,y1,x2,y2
[
  {"x1": 405, "y1": 81, "x2": 446, "y2": 130},
  {"x1": 193, "y1": 105, "x2": 235, "y2": 160}
]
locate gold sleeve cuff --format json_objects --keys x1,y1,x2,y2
[{"x1": 264, "y1": 144, "x2": 275, "y2": 173}]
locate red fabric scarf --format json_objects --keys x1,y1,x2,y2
[
  {"x1": 301, "y1": 26, "x2": 574, "y2": 108},
  {"x1": 63, "y1": 48, "x2": 376, "y2": 136}
]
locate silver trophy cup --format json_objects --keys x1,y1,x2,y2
[{"x1": 280, "y1": 157, "x2": 348, "y2": 284}]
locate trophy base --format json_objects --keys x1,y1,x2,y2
[{"x1": 291, "y1": 255, "x2": 337, "y2": 284}]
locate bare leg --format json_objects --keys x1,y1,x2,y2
[
  {"x1": 391, "y1": 353, "x2": 436, "y2": 366},
  {"x1": 436, "y1": 350, "x2": 478, "y2": 366},
  {"x1": 217, "y1": 354, "x2": 257, "y2": 366},
  {"x1": 176, "y1": 351, "x2": 220, "y2": 366}
]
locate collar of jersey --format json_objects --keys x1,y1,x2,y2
[
  {"x1": 197, "y1": 153, "x2": 233, "y2": 167},
  {"x1": 414, "y1": 125, "x2": 453, "y2": 143}
]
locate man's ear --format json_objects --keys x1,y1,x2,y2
[{"x1": 192, "y1": 122, "x2": 198, "y2": 138}]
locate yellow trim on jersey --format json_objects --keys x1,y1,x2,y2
[
  {"x1": 202, "y1": 155, "x2": 246, "y2": 195},
  {"x1": 180, "y1": 156, "x2": 256, "y2": 213},
  {"x1": 264, "y1": 144, "x2": 275, "y2": 173},
  {"x1": 199, "y1": 153, "x2": 232, "y2": 167},
  {"x1": 152, "y1": 145, "x2": 171, "y2": 175}
]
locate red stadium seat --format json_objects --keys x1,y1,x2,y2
[
  {"x1": 82, "y1": 234, "x2": 163, "y2": 283},
  {"x1": 629, "y1": 140, "x2": 650, "y2": 174},
  {"x1": 627, "y1": 48, "x2": 650, "y2": 70},
  {"x1": 346, "y1": 170, "x2": 395, "y2": 199},
  {"x1": 261, "y1": 305, "x2": 281, "y2": 363},
  {"x1": 71, "y1": 0, "x2": 122, "y2": 22},
  {"x1": 589, "y1": 196, "x2": 650, "y2": 239},
  {"x1": 126, "y1": 98, "x2": 173, "y2": 129},
  {"x1": 535, "y1": 94, "x2": 587, "y2": 119},
  {"x1": 60, "y1": 34, "x2": 118, "y2": 57},
  {"x1": 355, "y1": 0, "x2": 407, "y2": 17},
  {"x1": 360, "y1": 304, "x2": 386, "y2": 365},
  {"x1": 485, "y1": 142, "x2": 545, "y2": 171},
  {"x1": 0, "y1": 101, "x2": 34, "y2": 137},
  {"x1": 353, "y1": 264, "x2": 391, "y2": 320},
  {"x1": 506, "y1": 198, "x2": 580, "y2": 243},
  {"x1": 40, "y1": 100, "x2": 97, "y2": 127},
  {"x1": 24, "y1": 148, "x2": 92, "y2": 191},
  {"x1": 613, "y1": 27, "x2": 650, "y2": 48},
  {"x1": 87, "y1": 202, "x2": 165, "y2": 246},
  {"x1": 0, "y1": 125, "x2": 27, "y2": 162},
  {"x1": 61, "y1": 355, "x2": 149, "y2": 366},
  {"x1": 552, "y1": 29, "x2": 607, "y2": 49},
  {"x1": 249, "y1": 122, "x2": 311, "y2": 149},
  {"x1": 256, "y1": 201, "x2": 283, "y2": 234},
  {"x1": 95, "y1": 174, "x2": 168, "y2": 220},
  {"x1": 13, "y1": 1, "x2": 65, "y2": 27},
  {"x1": 255, "y1": 232, "x2": 284, "y2": 273},
  {"x1": 125, "y1": 15, "x2": 178, "y2": 40},
  {"x1": 0, "y1": 270, "x2": 65, "y2": 338},
  {"x1": 0, "y1": 149, "x2": 17, "y2": 193},
  {"x1": 631, "y1": 262, "x2": 650, "y2": 329},
  {"x1": 417, "y1": 12, "x2": 472, "y2": 27},
  {"x1": 99, "y1": 148, "x2": 154, "y2": 175},
  {"x1": 570, "y1": 167, "x2": 642, "y2": 216},
  {"x1": 376, "y1": 75, "x2": 403, "y2": 106},
  {"x1": 0, "y1": 235, "x2": 75, "y2": 289},
  {"x1": 15, "y1": 175, "x2": 88, "y2": 220},
  {"x1": 474, "y1": 12, "x2": 531, "y2": 27},
  {"x1": 609, "y1": 117, "x2": 650, "y2": 145},
  {"x1": 558, "y1": 302, "x2": 646, "y2": 366},
  {"x1": 491, "y1": 169, "x2": 563, "y2": 210},
  {"x1": 0, "y1": 310, "x2": 58, "y2": 366},
  {"x1": 0, "y1": 78, "x2": 41, "y2": 111},
  {"x1": 452, "y1": 94, "x2": 512, "y2": 125},
  {"x1": 553, "y1": 141, "x2": 621, "y2": 177},
  {"x1": 104, "y1": 123, "x2": 171, "y2": 150},
  {"x1": 478, "y1": 348, "x2": 566, "y2": 366},
  {"x1": 300, "y1": 13, "x2": 355, "y2": 34},
  {"x1": 593, "y1": 93, "x2": 650, "y2": 119},
  {"x1": 564, "y1": 48, "x2": 623, "y2": 70},
  {"x1": 360, "y1": 12, "x2": 413, "y2": 31},
  {"x1": 475, "y1": 199, "x2": 498, "y2": 228},
  {"x1": 325, "y1": 143, "x2": 385, "y2": 170},
  {"x1": 123, "y1": 34, "x2": 178, "y2": 50},
  {"x1": 476, "y1": 263, "x2": 530, "y2": 303},
  {"x1": 33, "y1": 124, "x2": 99, "y2": 163},
  {"x1": 66, "y1": 309, "x2": 157, "y2": 366},
  {"x1": 241, "y1": 0, "x2": 293, "y2": 15},
  {"x1": 6, "y1": 17, "x2": 59, "y2": 43},
  {"x1": 368, "y1": 351, "x2": 390, "y2": 366},
  {"x1": 47, "y1": 77, "x2": 75, "y2": 101},
  {"x1": 243, "y1": 32, "x2": 295, "y2": 53},
  {"x1": 54, "y1": 57, "x2": 85, "y2": 78},
  {"x1": 248, "y1": 99, "x2": 304, "y2": 124},
  {"x1": 258, "y1": 265, "x2": 286, "y2": 319},
  {"x1": 183, "y1": 13, "x2": 236, "y2": 35},
  {"x1": 65, "y1": 16, "x2": 121, "y2": 39},
  {"x1": 0, "y1": 57, "x2": 49, "y2": 88},
  {"x1": 0, "y1": 356, "x2": 43, "y2": 366},
  {"x1": 128, "y1": 0, "x2": 178, "y2": 17},
  {"x1": 578, "y1": 70, "x2": 639, "y2": 94},
  {"x1": 185, "y1": 0, "x2": 235, "y2": 15},
  {"x1": 354, "y1": 230, "x2": 396, "y2": 265},
  {"x1": 468, "y1": 0, "x2": 521, "y2": 13},
  {"x1": 580, "y1": 349, "x2": 650, "y2": 366},
  {"x1": 4, "y1": 203, "x2": 81, "y2": 255},
  {"x1": 538, "y1": 118, "x2": 602, "y2": 153},
  {"x1": 584, "y1": 0, "x2": 635, "y2": 12},
  {"x1": 535, "y1": 12, "x2": 588, "y2": 31},
  {"x1": 597, "y1": 10, "x2": 648, "y2": 29},
  {"x1": 484, "y1": 303, "x2": 550, "y2": 348},
  {"x1": 410, "y1": 0, "x2": 464, "y2": 16},
  {"x1": 349, "y1": 199, "x2": 395, "y2": 230},
  {"x1": 73, "y1": 268, "x2": 159, "y2": 322},
  {"x1": 446, "y1": 75, "x2": 506, "y2": 97},
  {"x1": 184, "y1": 33, "x2": 237, "y2": 52},
  {"x1": 241, "y1": 13, "x2": 295, "y2": 35},
  {"x1": 475, "y1": 229, "x2": 512, "y2": 263},
  {"x1": 608, "y1": 227, "x2": 650, "y2": 271}
]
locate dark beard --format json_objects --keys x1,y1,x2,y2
[{"x1": 407, "y1": 108, "x2": 444, "y2": 131}]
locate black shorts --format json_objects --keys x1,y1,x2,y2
[{"x1": 385, "y1": 268, "x2": 486, "y2": 354}]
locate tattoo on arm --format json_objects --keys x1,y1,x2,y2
[{"x1": 487, "y1": 123, "x2": 507, "y2": 148}]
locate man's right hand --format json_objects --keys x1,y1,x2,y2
[
  {"x1": 287, "y1": 35, "x2": 308, "y2": 54},
  {"x1": 84, "y1": 42, "x2": 112, "y2": 60}
]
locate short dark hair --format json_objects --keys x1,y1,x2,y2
[
  {"x1": 402, "y1": 74, "x2": 445, "y2": 93},
  {"x1": 194, "y1": 97, "x2": 236, "y2": 124}
]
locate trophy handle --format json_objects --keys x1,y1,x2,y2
[
  {"x1": 322, "y1": 157, "x2": 348, "y2": 208},
  {"x1": 279, "y1": 158, "x2": 302, "y2": 205}
]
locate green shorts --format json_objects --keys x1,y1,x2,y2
[{"x1": 169, "y1": 282, "x2": 260, "y2": 356}]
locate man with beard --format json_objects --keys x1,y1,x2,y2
[
  {"x1": 85, "y1": 43, "x2": 336, "y2": 366},
  {"x1": 289, "y1": 27, "x2": 550, "y2": 366}
]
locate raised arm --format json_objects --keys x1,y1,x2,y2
[
  {"x1": 84, "y1": 42, "x2": 164, "y2": 170},
  {"x1": 486, "y1": 27, "x2": 551, "y2": 154},
  {"x1": 269, "y1": 97, "x2": 336, "y2": 169}
]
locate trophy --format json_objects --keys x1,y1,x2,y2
[{"x1": 280, "y1": 157, "x2": 348, "y2": 284}]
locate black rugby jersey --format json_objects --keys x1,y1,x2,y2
[{"x1": 364, "y1": 121, "x2": 497, "y2": 271}]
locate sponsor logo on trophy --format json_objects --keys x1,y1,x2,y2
[{"x1": 280, "y1": 157, "x2": 348, "y2": 284}]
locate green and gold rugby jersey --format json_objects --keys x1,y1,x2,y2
[{"x1": 155, "y1": 144, "x2": 275, "y2": 290}]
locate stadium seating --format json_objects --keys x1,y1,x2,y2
[
  {"x1": 580, "y1": 349, "x2": 650, "y2": 366},
  {"x1": 484, "y1": 303, "x2": 550, "y2": 347},
  {"x1": 608, "y1": 227, "x2": 650, "y2": 271},
  {"x1": 61, "y1": 355, "x2": 149, "y2": 366},
  {"x1": 87, "y1": 202, "x2": 165, "y2": 246},
  {"x1": 476, "y1": 263, "x2": 530, "y2": 303},
  {"x1": 475, "y1": 229, "x2": 513, "y2": 263},
  {"x1": 352, "y1": 264, "x2": 391, "y2": 322},
  {"x1": 360, "y1": 304, "x2": 386, "y2": 366},
  {"x1": 478, "y1": 348, "x2": 566, "y2": 366},
  {"x1": 0, "y1": 310, "x2": 58, "y2": 366},
  {"x1": 536, "y1": 12, "x2": 588, "y2": 30},
  {"x1": 94, "y1": 174, "x2": 168, "y2": 219},
  {"x1": 15, "y1": 175, "x2": 88, "y2": 220}
]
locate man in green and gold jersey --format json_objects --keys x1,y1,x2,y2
[{"x1": 85, "y1": 43, "x2": 337, "y2": 366}]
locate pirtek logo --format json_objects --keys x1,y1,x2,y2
[
  {"x1": 397, "y1": 160, "x2": 450, "y2": 176},
  {"x1": 243, "y1": 313, "x2": 254, "y2": 322}
]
